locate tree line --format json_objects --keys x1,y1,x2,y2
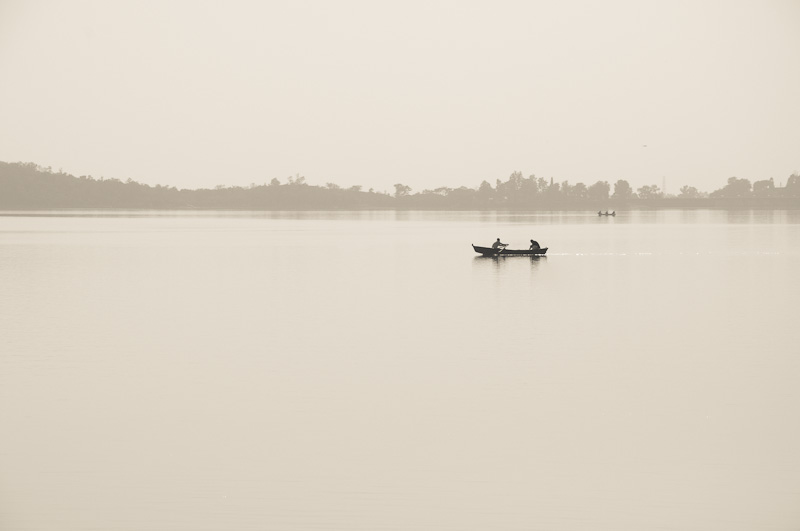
[{"x1": 1, "y1": 161, "x2": 797, "y2": 210}]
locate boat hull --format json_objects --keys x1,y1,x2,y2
[{"x1": 472, "y1": 245, "x2": 548, "y2": 256}]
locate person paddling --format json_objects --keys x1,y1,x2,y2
[
  {"x1": 491, "y1": 238, "x2": 507, "y2": 250},
  {"x1": 529, "y1": 239, "x2": 540, "y2": 250}
]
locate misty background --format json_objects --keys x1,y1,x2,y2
[{"x1": 1, "y1": 0, "x2": 799, "y2": 193}]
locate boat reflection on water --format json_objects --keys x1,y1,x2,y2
[{"x1": 473, "y1": 254, "x2": 547, "y2": 272}]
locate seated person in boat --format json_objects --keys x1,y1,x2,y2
[
  {"x1": 529, "y1": 239, "x2": 540, "y2": 250},
  {"x1": 492, "y1": 238, "x2": 507, "y2": 249}
]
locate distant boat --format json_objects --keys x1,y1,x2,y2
[
  {"x1": 472, "y1": 244, "x2": 548, "y2": 256},
  {"x1": 598, "y1": 211, "x2": 616, "y2": 216}
]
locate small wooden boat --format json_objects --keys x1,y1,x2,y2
[
  {"x1": 597, "y1": 211, "x2": 616, "y2": 216},
  {"x1": 472, "y1": 244, "x2": 548, "y2": 256}
]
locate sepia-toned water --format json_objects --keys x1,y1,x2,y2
[{"x1": 1, "y1": 210, "x2": 799, "y2": 531}]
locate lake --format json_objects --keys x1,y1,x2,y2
[{"x1": 1, "y1": 210, "x2": 799, "y2": 530}]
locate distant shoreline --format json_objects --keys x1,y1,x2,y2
[
  {"x1": 2, "y1": 204, "x2": 799, "y2": 214},
  {"x1": 2, "y1": 161, "x2": 798, "y2": 211}
]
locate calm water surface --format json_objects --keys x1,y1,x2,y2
[{"x1": 1, "y1": 210, "x2": 799, "y2": 531}]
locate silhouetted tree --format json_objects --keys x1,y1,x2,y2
[
  {"x1": 637, "y1": 185, "x2": 663, "y2": 200},
  {"x1": 612, "y1": 180, "x2": 634, "y2": 200},
  {"x1": 519, "y1": 174, "x2": 539, "y2": 199},
  {"x1": 502, "y1": 171, "x2": 524, "y2": 195},
  {"x1": 679, "y1": 185, "x2": 702, "y2": 198},
  {"x1": 287, "y1": 174, "x2": 306, "y2": 186},
  {"x1": 785, "y1": 174, "x2": 800, "y2": 197},
  {"x1": 567, "y1": 182, "x2": 589, "y2": 200},
  {"x1": 712, "y1": 177, "x2": 751, "y2": 198},
  {"x1": 394, "y1": 183, "x2": 411, "y2": 197},
  {"x1": 752, "y1": 178, "x2": 775, "y2": 197},
  {"x1": 545, "y1": 179, "x2": 560, "y2": 199},
  {"x1": 587, "y1": 181, "x2": 610, "y2": 201}
]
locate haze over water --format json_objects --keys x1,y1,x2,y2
[{"x1": 1, "y1": 210, "x2": 799, "y2": 530}]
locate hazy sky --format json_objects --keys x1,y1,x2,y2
[{"x1": 1, "y1": 0, "x2": 798, "y2": 192}]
